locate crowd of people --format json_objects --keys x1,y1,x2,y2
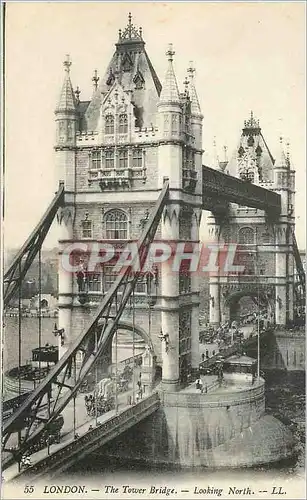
[{"x1": 200, "y1": 309, "x2": 271, "y2": 352}]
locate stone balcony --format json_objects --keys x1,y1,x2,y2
[
  {"x1": 182, "y1": 168, "x2": 197, "y2": 190},
  {"x1": 88, "y1": 167, "x2": 145, "y2": 189}
]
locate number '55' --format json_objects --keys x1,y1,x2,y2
[{"x1": 24, "y1": 485, "x2": 34, "y2": 494}]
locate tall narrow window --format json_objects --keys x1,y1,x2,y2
[
  {"x1": 238, "y1": 227, "x2": 254, "y2": 245},
  {"x1": 81, "y1": 215, "x2": 92, "y2": 238},
  {"x1": 132, "y1": 148, "x2": 142, "y2": 168},
  {"x1": 103, "y1": 265, "x2": 117, "y2": 291},
  {"x1": 183, "y1": 148, "x2": 194, "y2": 170},
  {"x1": 119, "y1": 114, "x2": 128, "y2": 134},
  {"x1": 105, "y1": 114, "x2": 114, "y2": 135},
  {"x1": 105, "y1": 209, "x2": 128, "y2": 239},
  {"x1": 119, "y1": 149, "x2": 128, "y2": 169},
  {"x1": 88, "y1": 273, "x2": 102, "y2": 292},
  {"x1": 135, "y1": 276, "x2": 146, "y2": 294},
  {"x1": 91, "y1": 150, "x2": 101, "y2": 170},
  {"x1": 105, "y1": 150, "x2": 114, "y2": 169}
]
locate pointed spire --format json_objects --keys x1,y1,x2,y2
[
  {"x1": 187, "y1": 61, "x2": 202, "y2": 116},
  {"x1": 75, "y1": 86, "x2": 81, "y2": 104},
  {"x1": 223, "y1": 145, "x2": 228, "y2": 162},
  {"x1": 213, "y1": 137, "x2": 220, "y2": 169},
  {"x1": 92, "y1": 69, "x2": 99, "y2": 91},
  {"x1": 56, "y1": 55, "x2": 76, "y2": 113},
  {"x1": 275, "y1": 136, "x2": 288, "y2": 169},
  {"x1": 159, "y1": 44, "x2": 180, "y2": 105},
  {"x1": 286, "y1": 139, "x2": 291, "y2": 168},
  {"x1": 183, "y1": 76, "x2": 189, "y2": 97}
]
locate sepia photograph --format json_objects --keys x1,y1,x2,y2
[{"x1": 1, "y1": 2, "x2": 306, "y2": 499}]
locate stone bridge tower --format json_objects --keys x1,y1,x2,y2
[
  {"x1": 208, "y1": 113, "x2": 295, "y2": 327},
  {"x1": 55, "y1": 15, "x2": 203, "y2": 390}
]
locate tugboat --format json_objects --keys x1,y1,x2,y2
[{"x1": 4, "y1": 344, "x2": 59, "y2": 408}]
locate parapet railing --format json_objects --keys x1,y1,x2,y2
[
  {"x1": 159, "y1": 380, "x2": 265, "y2": 409},
  {"x1": 19, "y1": 392, "x2": 160, "y2": 478}
]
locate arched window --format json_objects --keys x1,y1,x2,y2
[
  {"x1": 119, "y1": 149, "x2": 128, "y2": 169},
  {"x1": 238, "y1": 227, "x2": 254, "y2": 245},
  {"x1": 105, "y1": 114, "x2": 114, "y2": 135},
  {"x1": 119, "y1": 114, "x2": 128, "y2": 134},
  {"x1": 132, "y1": 148, "x2": 142, "y2": 168},
  {"x1": 105, "y1": 210, "x2": 128, "y2": 239}
]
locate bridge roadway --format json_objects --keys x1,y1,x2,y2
[
  {"x1": 199, "y1": 327, "x2": 268, "y2": 372},
  {"x1": 3, "y1": 374, "x2": 160, "y2": 482},
  {"x1": 3, "y1": 331, "x2": 267, "y2": 482}
]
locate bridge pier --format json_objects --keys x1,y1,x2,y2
[
  {"x1": 190, "y1": 209, "x2": 201, "y2": 374},
  {"x1": 57, "y1": 207, "x2": 74, "y2": 358},
  {"x1": 208, "y1": 218, "x2": 221, "y2": 326},
  {"x1": 160, "y1": 205, "x2": 180, "y2": 392},
  {"x1": 209, "y1": 280, "x2": 221, "y2": 325}
]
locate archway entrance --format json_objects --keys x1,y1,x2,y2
[
  {"x1": 78, "y1": 322, "x2": 156, "y2": 396},
  {"x1": 223, "y1": 289, "x2": 273, "y2": 328},
  {"x1": 93, "y1": 322, "x2": 156, "y2": 379}
]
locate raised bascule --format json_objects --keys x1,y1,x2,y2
[{"x1": 3, "y1": 14, "x2": 305, "y2": 479}]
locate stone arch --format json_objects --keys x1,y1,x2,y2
[
  {"x1": 116, "y1": 321, "x2": 155, "y2": 353},
  {"x1": 238, "y1": 226, "x2": 254, "y2": 245},
  {"x1": 223, "y1": 288, "x2": 271, "y2": 323},
  {"x1": 40, "y1": 298, "x2": 48, "y2": 308},
  {"x1": 91, "y1": 321, "x2": 155, "y2": 377}
]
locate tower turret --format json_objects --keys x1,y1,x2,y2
[
  {"x1": 54, "y1": 55, "x2": 77, "y2": 189},
  {"x1": 273, "y1": 136, "x2": 290, "y2": 216},
  {"x1": 158, "y1": 44, "x2": 182, "y2": 188},
  {"x1": 273, "y1": 136, "x2": 295, "y2": 325},
  {"x1": 187, "y1": 62, "x2": 203, "y2": 196}
]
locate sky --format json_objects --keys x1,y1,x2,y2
[{"x1": 3, "y1": 1, "x2": 306, "y2": 249}]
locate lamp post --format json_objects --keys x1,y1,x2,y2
[{"x1": 53, "y1": 323, "x2": 65, "y2": 346}]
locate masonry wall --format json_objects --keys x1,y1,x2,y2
[
  {"x1": 246, "y1": 330, "x2": 305, "y2": 371},
  {"x1": 75, "y1": 142, "x2": 160, "y2": 194},
  {"x1": 91, "y1": 380, "x2": 292, "y2": 467}
]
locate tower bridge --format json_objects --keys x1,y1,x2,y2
[{"x1": 3, "y1": 14, "x2": 305, "y2": 478}]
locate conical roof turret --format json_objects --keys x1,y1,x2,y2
[
  {"x1": 159, "y1": 44, "x2": 180, "y2": 106},
  {"x1": 55, "y1": 55, "x2": 77, "y2": 113},
  {"x1": 187, "y1": 61, "x2": 202, "y2": 117},
  {"x1": 275, "y1": 136, "x2": 288, "y2": 169}
]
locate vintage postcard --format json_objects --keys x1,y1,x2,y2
[{"x1": 1, "y1": 2, "x2": 306, "y2": 499}]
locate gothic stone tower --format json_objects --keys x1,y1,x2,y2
[
  {"x1": 208, "y1": 113, "x2": 295, "y2": 327},
  {"x1": 55, "y1": 15, "x2": 203, "y2": 390}
]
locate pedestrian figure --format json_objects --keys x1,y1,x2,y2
[{"x1": 195, "y1": 377, "x2": 203, "y2": 392}]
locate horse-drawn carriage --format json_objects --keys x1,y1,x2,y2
[{"x1": 84, "y1": 393, "x2": 115, "y2": 417}]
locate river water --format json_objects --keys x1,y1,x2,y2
[{"x1": 2, "y1": 317, "x2": 305, "y2": 481}]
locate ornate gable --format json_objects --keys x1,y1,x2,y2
[
  {"x1": 85, "y1": 14, "x2": 161, "y2": 131},
  {"x1": 226, "y1": 112, "x2": 275, "y2": 184}
]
